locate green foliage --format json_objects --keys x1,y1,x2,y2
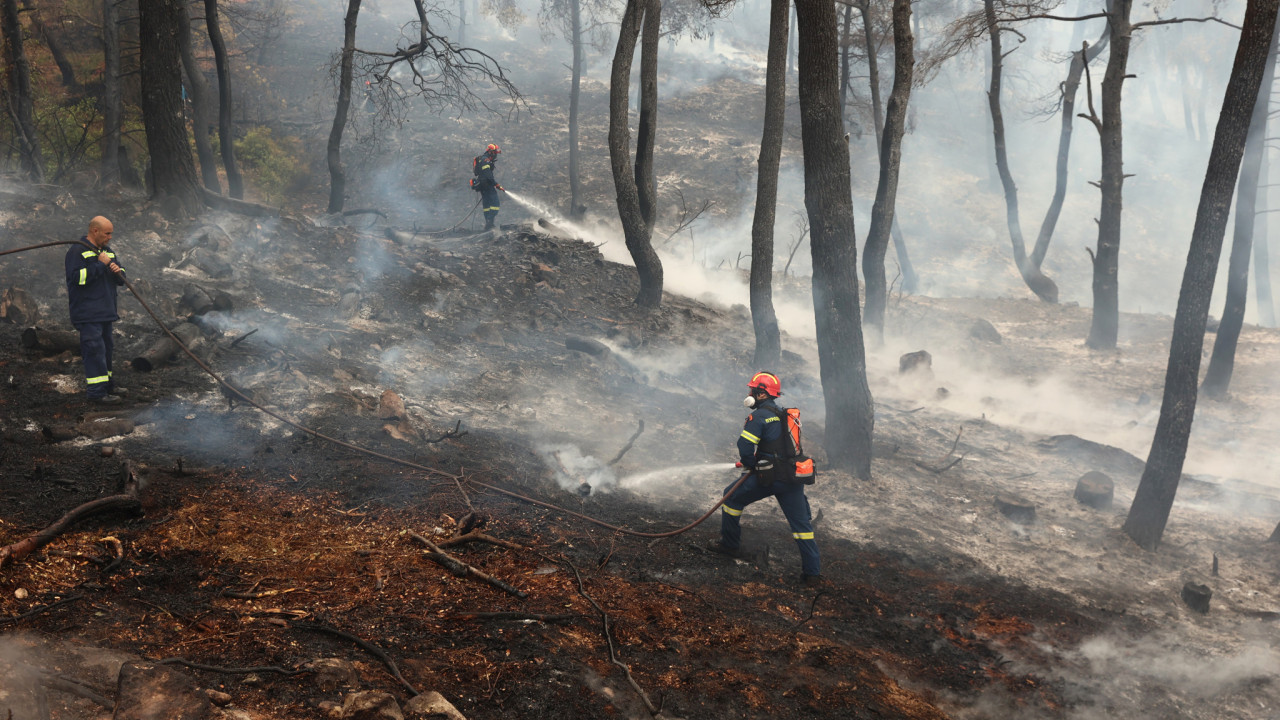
[{"x1": 234, "y1": 127, "x2": 306, "y2": 203}]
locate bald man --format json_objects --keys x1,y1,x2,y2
[{"x1": 65, "y1": 216, "x2": 126, "y2": 404}]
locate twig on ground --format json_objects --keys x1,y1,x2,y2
[
  {"x1": 157, "y1": 658, "x2": 309, "y2": 677},
  {"x1": 790, "y1": 590, "x2": 828, "y2": 632},
  {"x1": 229, "y1": 328, "x2": 258, "y2": 347},
  {"x1": 447, "y1": 612, "x2": 577, "y2": 623},
  {"x1": 291, "y1": 622, "x2": 418, "y2": 696},
  {"x1": 607, "y1": 420, "x2": 645, "y2": 467},
  {"x1": 915, "y1": 456, "x2": 965, "y2": 474},
  {"x1": 436, "y1": 531, "x2": 525, "y2": 552},
  {"x1": 425, "y1": 420, "x2": 466, "y2": 444},
  {"x1": 0, "y1": 594, "x2": 83, "y2": 628},
  {"x1": 408, "y1": 531, "x2": 528, "y2": 598}
]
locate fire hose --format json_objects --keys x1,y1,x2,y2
[{"x1": 2, "y1": 239, "x2": 749, "y2": 539}]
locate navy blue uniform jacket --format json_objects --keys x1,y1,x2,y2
[
  {"x1": 65, "y1": 238, "x2": 124, "y2": 324},
  {"x1": 738, "y1": 399, "x2": 784, "y2": 468}
]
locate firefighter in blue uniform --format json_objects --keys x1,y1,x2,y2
[
  {"x1": 713, "y1": 371, "x2": 822, "y2": 585},
  {"x1": 473, "y1": 144, "x2": 504, "y2": 230},
  {"x1": 65, "y1": 216, "x2": 126, "y2": 404}
]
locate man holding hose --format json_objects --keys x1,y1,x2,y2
[{"x1": 65, "y1": 216, "x2": 126, "y2": 404}]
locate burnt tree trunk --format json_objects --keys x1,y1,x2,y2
[
  {"x1": 635, "y1": 0, "x2": 660, "y2": 232},
  {"x1": 1202, "y1": 20, "x2": 1280, "y2": 398},
  {"x1": 1086, "y1": 0, "x2": 1134, "y2": 349},
  {"x1": 749, "y1": 0, "x2": 789, "y2": 368},
  {"x1": 101, "y1": 0, "x2": 122, "y2": 184},
  {"x1": 176, "y1": 0, "x2": 220, "y2": 192},
  {"x1": 20, "y1": 0, "x2": 77, "y2": 90},
  {"x1": 1, "y1": 0, "x2": 44, "y2": 182},
  {"x1": 839, "y1": 2, "x2": 852, "y2": 119},
  {"x1": 568, "y1": 0, "x2": 583, "y2": 218},
  {"x1": 1030, "y1": 18, "x2": 1110, "y2": 270},
  {"x1": 862, "y1": 0, "x2": 914, "y2": 339},
  {"x1": 138, "y1": 0, "x2": 203, "y2": 216},
  {"x1": 1123, "y1": 0, "x2": 1279, "y2": 551},
  {"x1": 609, "y1": 0, "x2": 663, "y2": 307},
  {"x1": 1257, "y1": 145, "x2": 1276, "y2": 326},
  {"x1": 327, "y1": 0, "x2": 361, "y2": 213},
  {"x1": 797, "y1": 0, "x2": 874, "y2": 480},
  {"x1": 205, "y1": 0, "x2": 243, "y2": 199},
  {"x1": 985, "y1": 0, "x2": 1057, "y2": 303}
]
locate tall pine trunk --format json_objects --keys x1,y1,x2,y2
[
  {"x1": 1201, "y1": 20, "x2": 1280, "y2": 397},
  {"x1": 20, "y1": 0, "x2": 77, "y2": 90},
  {"x1": 138, "y1": 0, "x2": 202, "y2": 216},
  {"x1": 101, "y1": 0, "x2": 121, "y2": 184},
  {"x1": 1086, "y1": 0, "x2": 1135, "y2": 349},
  {"x1": 749, "y1": 0, "x2": 788, "y2": 368},
  {"x1": 862, "y1": 0, "x2": 914, "y2": 338},
  {"x1": 985, "y1": 0, "x2": 1057, "y2": 303},
  {"x1": 609, "y1": 0, "x2": 663, "y2": 307},
  {"x1": 796, "y1": 0, "x2": 874, "y2": 480},
  {"x1": 568, "y1": 0, "x2": 583, "y2": 218},
  {"x1": 1257, "y1": 146, "x2": 1276, "y2": 326},
  {"x1": 176, "y1": 1, "x2": 220, "y2": 192},
  {"x1": 1031, "y1": 18, "x2": 1109, "y2": 270},
  {"x1": 205, "y1": 0, "x2": 242, "y2": 198},
  {"x1": 1123, "y1": 0, "x2": 1279, "y2": 551},
  {"x1": 635, "y1": 0, "x2": 660, "y2": 233},
  {"x1": 1, "y1": 0, "x2": 44, "y2": 182},
  {"x1": 327, "y1": 0, "x2": 361, "y2": 213}
]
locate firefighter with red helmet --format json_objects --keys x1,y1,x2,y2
[
  {"x1": 472, "y1": 144, "x2": 504, "y2": 230},
  {"x1": 711, "y1": 371, "x2": 822, "y2": 585}
]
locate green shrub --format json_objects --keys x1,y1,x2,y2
[{"x1": 234, "y1": 127, "x2": 306, "y2": 203}]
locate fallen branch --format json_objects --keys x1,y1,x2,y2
[
  {"x1": 914, "y1": 455, "x2": 965, "y2": 474},
  {"x1": 200, "y1": 187, "x2": 279, "y2": 217},
  {"x1": 425, "y1": 420, "x2": 467, "y2": 444},
  {"x1": 436, "y1": 531, "x2": 525, "y2": 552},
  {"x1": 560, "y1": 560, "x2": 657, "y2": 715},
  {"x1": 0, "y1": 464, "x2": 141, "y2": 569},
  {"x1": 157, "y1": 658, "x2": 309, "y2": 677},
  {"x1": 291, "y1": 622, "x2": 417, "y2": 696},
  {"x1": 219, "y1": 588, "x2": 301, "y2": 600},
  {"x1": 447, "y1": 612, "x2": 576, "y2": 623},
  {"x1": 99, "y1": 536, "x2": 125, "y2": 575},
  {"x1": 408, "y1": 531, "x2": 528, "y2": 598},
  {"x1": 0, "y1": 594, "x2": 83, "y2": 628},
  {"x1": 229, "y1": 328, "x2": 258, "y2": 347},
  {"x1": 789, "y1": 590, "x2": 828, "y2": 632},
  {"x1": 607, "y1": 419, "x2": 645, "y2": 467}
]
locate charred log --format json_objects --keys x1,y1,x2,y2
[
  {"x1": 132, "y1": 322, "x2": 203, "y2": 372},
  {"x1": 21, "y1": 328, "x2": 81, "y2": 354},
  {"x1": 0, "y1": 463, "x2": 141, "y2": 569}
]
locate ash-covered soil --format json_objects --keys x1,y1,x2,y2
[{"x1": 2, "y1": 182, "x2": 1280, "y2": 720}]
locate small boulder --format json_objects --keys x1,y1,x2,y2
[
  {"x1": 898, "y1": 350, "x2": 931, "y2": 374},
  {"x1": 341, "y1": 691, "x2": 403, "y2": 720},
  {"x1": 304, "y1": 658, "x2": 360, "y2": 692},
  {"x1": 969, "y1": 319, "x2": 1002, "y2": 343},
  {"x1": 113, "y1": 661, "x2": 211, "y2": 720},
  {"x1": 404, "y1": 691, "x2": 467, "y2": 720}
]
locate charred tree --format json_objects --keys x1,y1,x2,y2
[
  {"x1": 796, "y1": 0, "x2": 874, "y2": 479},
  {"x1": 139, "y1": 0, "x2": 203, "y2": 216},
  {"x1": 609, "y1": 0, "x2": 663, "y2": 307},
  {"x1": 19, "y1": 0, "x2": 77, "y2": 90},
  {"x1": 635, "y1": 0, "x2": 660, "y2": 231},
  {"x1": 205, "y1": 0, "x2": 243, "y2": 199},
  {"x1": 176, "y1": 1, "x2": 220, "y2": 192},
  {"x1": 1202, "y1": 20, "x2": 1280, "y2": 398},
  {"x1": 749, "y1": 0, "x2": 788, "y2": 367},
  {"x1": 1030, "y1": 18, "x2": 1110, "y2": 270},
  {"x1": 101, "y1": 0, "x2": 122, "y2": 184},
  {"x1": 1257, "y1": 145, "x2": 1276, "y2": 326},
  {"x1": 862, "y1": 0, "x2": 914, "y2": 340},
  {"x1": 1, "y1": 0, "x2": 44, "y2": 182},
  {"x1": 327, "y1": 0, "x2": 361, "y2": 213},
  {"x1": 984, "y1": 0, "x2": 1058, "y2": 303},
  {"x1": 1084, "y1": 0, "x2": 1135, "y2": 348},
  {"x1": 1123, "y1": 0, "x2": 1279, "y2": 551},
  {"x1": 839, "y1": 1, "x2": 852, "y2": 119},
  {"x1": 569, "y1": 0, "x2": 583, "y2": 216}
]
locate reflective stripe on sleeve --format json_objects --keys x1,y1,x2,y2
[
  {"x1": 86, "y1": 375, "x2": 110, "y2": 385},
  {"x1": 740, "y1": 430, "x2": 760, "y2": 444},
  {"x1": 78, "y1": 268, "x2": 87, "y2": 285},
  {"x1": 81, "y1": 251, "x2": 97, "y2": 258},
  {"x1": 793, "y1": 532, "x2": 814, "y2": 540},
  {"x1": 722, "y1": 506, "x2": 743, "y2": 517}
]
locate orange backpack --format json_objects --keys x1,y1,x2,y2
[{"x1": 767, "y1": 407, "x2": 816, "y2": 485}]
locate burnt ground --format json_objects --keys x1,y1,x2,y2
[{"x1": 1, "y1": 181, "x2": 1279, "y2": 720}]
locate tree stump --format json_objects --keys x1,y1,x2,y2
[
  {"x1": 1, "y1": 287, "x2": 40, "y2": 326},
  {"x1": 994, "y1": 493, "x2": 1036, "y2": 524},
  {"x1": 1073, "y1": 471, "x2": 1114, "y2": 510},
  {"x1": 898, "y1": 350, "x2": 931, "y2": 374},
  {"x1": 1181, "y1": 581, "x2": 1212, "y2": 614}
]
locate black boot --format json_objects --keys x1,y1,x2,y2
[{"x1": 483, "y1": 217, "x2": 495, "y2": 231}]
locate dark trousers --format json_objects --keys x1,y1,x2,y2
[
  {"x1": 721, "y1": 473, "x2": 820, "y2": 576},
  {"x1": 480, "y1": 186, "x2": 500, "y2": 227},
  {"x1": 76, "y1": 321, "x2": 114, "y2": 398}
]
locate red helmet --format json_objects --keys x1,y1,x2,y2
[
  {"x1": 486, "y1": 144, "x2": 501, "y2": 154},
  {"x1": 748, "y1": 371, "x2": 781, "y2": 398}
]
